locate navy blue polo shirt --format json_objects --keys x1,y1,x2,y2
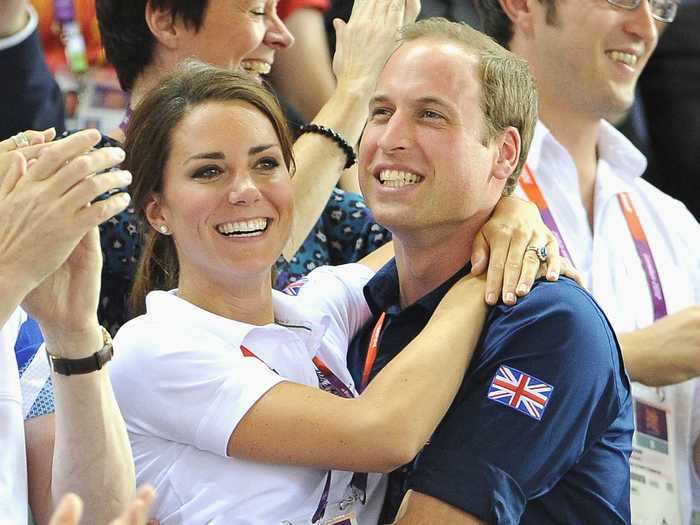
[{"x1": 347, "y1": 259, "x2": 634, "y2": 524}]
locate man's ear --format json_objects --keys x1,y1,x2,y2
[
  {"x1": 498, "y1": 0, "x2": 536, "y2": 38},
  {"x1": 145, "y1": 1, "x2": 179, "y2": 50},
  {"x1": 491, "y1": 127, "x2": 521, "y2": 182},
  {"x1": 144, "y1": 192, "x2": 168, "y2": 233}
]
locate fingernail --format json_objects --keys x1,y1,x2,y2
[
  {"x1": 119, "y1": 193, "x2": 131, "y2": 205},
  {"x1": 505, "y1": 292, "x2": 515, "y2": 304},
  {"x1": 516, "y1": 284, "x2": 528, "y2": 295},
  {"x1": 547, "y1": 271, "x2": 557, "y2": 280},
  {"x1": 113, "y1": 148, "x2": 126, "y2": 161},
  {"x1": 486, "y1": 292, "x2": 496, "y2": 304},
  {"x1": 122, "y1": 171, "x2": 132, "y2": 184},
  {"x1": 472, "y1": 255, "x2": 483, "y2": 268}
]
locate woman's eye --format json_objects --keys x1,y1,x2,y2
[
  {"x1": 192, "y1": 166, "x2": 223, "y2": 180},
  {"x1": 251, "y1": 8, "x2": 265, "y2": 15},
  {"x1": 255, "y1": 157, "x2": 280, "y2": 170}
]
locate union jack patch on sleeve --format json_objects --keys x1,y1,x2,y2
[{"x1": 487, "y1": 365, "x2": 553, "y2": 421}]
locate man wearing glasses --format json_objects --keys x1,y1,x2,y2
[{"x1": 477, "y1": 1, "x2": 699, "y2": 524}]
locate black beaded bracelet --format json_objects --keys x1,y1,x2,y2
[{"x1": 299, "y1": 124, "x2": 357, "y2": 170}]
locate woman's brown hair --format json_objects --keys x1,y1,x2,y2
[{"x1": 124, "y1": 61, "x2": 295, "y2": 316}]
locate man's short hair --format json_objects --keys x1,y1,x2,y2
[
  {"x1": 476, "y1": 0, "x2": 558, "y2": 49},
  {"x1": 96, "y1": 0, "x2": 210, "y2": 92},
  {"x1": 400, "y1": 18, "x2": 538, "y2": 194}
]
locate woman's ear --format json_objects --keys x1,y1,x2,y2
[
  {"x1": 491, "y1": 126, "x2": 521, "y2": 182},
  {"x1": 145, "y1": 1, "x2": 179, "y2": 50},
  {"x1": 144, "y1": 192, "x2": 168, "y2": 233}
]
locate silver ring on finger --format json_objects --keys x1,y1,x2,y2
[
  {"x1": 11, "y1": 131, "x2": 30, "y2": 149},
  {"x1": 526, "y1": 245, "x2": 549, "y2": 262}
]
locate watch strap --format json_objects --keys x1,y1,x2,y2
[{"x1": 46, "y1": 326, "x2": 114, "y2": 376}]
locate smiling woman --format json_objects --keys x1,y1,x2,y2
[{"x1": 107, "y1": 61, "x2": 496, "y2": 524}]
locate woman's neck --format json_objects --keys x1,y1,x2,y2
[{"x1": 177, "y1": 269, "x2": 275, "y2": 326}]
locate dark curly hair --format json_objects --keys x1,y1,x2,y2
[
  {"x1": 95, "y1": 0, "x2": 210, "y2": 91},
  {"x1": 476, "y1": 0, "x2": 558, "y2": 49}
]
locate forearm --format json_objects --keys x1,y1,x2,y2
[
  {"x1": 270, "y1": 8, "x2": 336, "y2": 122},
  {"x1": 44, "y1": 329, "x2": 135, "y2": 522},
  {"x1": 619, "y1": 328, "x2": 695, "y2": 386},
  {"x1": 0, "y1": 0, "x2": 28, "y2": 37},
  {"x1": 284, "y1": 86, "x2": 371, "y2": 259},
  {"x1": 0, "y1": 273, "x2": 32, "y2": 327},
  {"x1": 359, "y1": 278, "x2": 487, "y2": 465}
]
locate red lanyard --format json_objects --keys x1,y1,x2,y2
[
  {"x1": 519, "y1": 165, "x2": 668, "y2": 321},
  {"x1": 361, "y1": 313, "x2": 386, "y2": 391}
]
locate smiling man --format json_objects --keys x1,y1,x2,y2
[
  {"x1": 477, "y1": 1, "x2": 700, "y2": 523},
  {"x1": 347, "y1": 18, "x2": 634, "y2": 524}
]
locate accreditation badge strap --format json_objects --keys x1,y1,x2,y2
[
  {"x1": 519, "y1": 166, "x2": 668, "y2": 319},
  {"x1": 519, "y1": 165, "x2": 575, "y2": 263},
  {"x1": 240, "y1": 344, "x2": 360, "y2": 523},
  {"x1": 616, "y1": 193, "x2": 668, "y2": 320},
  {"x1": 360, "y1": 312, "x2": 386, "y2": 392}
]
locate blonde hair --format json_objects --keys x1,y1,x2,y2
[{"x1": 400, "y1": 18, "x2": 538, "y2": 194}]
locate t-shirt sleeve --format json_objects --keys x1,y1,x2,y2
[
  {"x1": 293, "y1": 263, "x2": 375, "y2": 345},
  {"x1": 110, "y1": 321, "x2": 284, "y2": 457},
  {"x1": 407, "y1": 279, "x2": 631, "y2": 523}
]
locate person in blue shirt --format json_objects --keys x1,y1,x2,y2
[{"x1": 347, "y1": 18, "x2": 634, "y2": 524}]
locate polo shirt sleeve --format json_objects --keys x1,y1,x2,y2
[
  {"x1": 407, "y1": 279, "x2": 631, "y2": 523},
  {"x1": 111, "y1": 319, "x2": 284, "y2": 457}
]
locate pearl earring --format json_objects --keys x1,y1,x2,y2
[{"x1": 159, "y1": 225, "x2": 169, "y2": 234}]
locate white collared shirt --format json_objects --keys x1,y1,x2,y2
[
  {"x1": 110, "y1": 264, "x2": 385, "y2": 525},
  {"x1": 516, "y1": 120, "x2": 700, "y2": 523},
  {"x1": 0, "y1": 309, "x2": 29, "y2": 525}
]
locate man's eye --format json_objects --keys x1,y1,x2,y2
[
  {"x1": 422, "y1": 110, "x2": 443, "y2": 119},
  {"x1": 192, "y1": 166, "x2": 223, "y2": 179},
  {"x1": 370, "y1": 108, "x2": 392, "y2": 119}
]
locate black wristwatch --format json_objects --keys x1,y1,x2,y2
[{"x1": 46, "y1": 326, "x2": 114, "y2": 376}]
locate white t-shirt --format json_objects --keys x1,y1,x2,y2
[
  {"x1": 110, "y1": 264, "x2": 386, "y2": 525},
  {"x1": 0, "y1": 309, "x2": 29, "y2": 525},
  {"x1": 517, "y1": 120, "x2": 700, "y2": 524}
]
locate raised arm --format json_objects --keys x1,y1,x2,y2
[
  {"x1": 230, "y1": 272, "x2": 486, "y2": 473},
  {"x1": 284, "y1": 0, "x2": 419, "y2": 259},
  {"x1": 0, "y1": 130, "x2": 135, "y2": 523}
]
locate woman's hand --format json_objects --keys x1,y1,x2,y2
[
  {"x1": 332, "y1": 0, "x2": 420, "y2": 97},
  {"x1": 471, "y1": 195, "x2": 580, "y2": 305},
  {"x1": 0, "y1": 129, "x2": 131, "y2": 331},
  {"x1": 48, "y1": 486, "x2": 156, "y2": 525}
]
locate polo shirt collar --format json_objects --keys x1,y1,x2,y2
[{"x1": 364, "y1": 258, "x2": 472, "y2": 317}]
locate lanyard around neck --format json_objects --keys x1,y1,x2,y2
[
  {"x1": 519, "y1": 164, "x2": 668, "y2": 321},
  {"x1": 361, "y1": 312, "x2": 386, "y2": 391}
]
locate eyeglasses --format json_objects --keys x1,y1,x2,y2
[{"x1": 606, "y1": 0, "x2": 679, "y2": 23}]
